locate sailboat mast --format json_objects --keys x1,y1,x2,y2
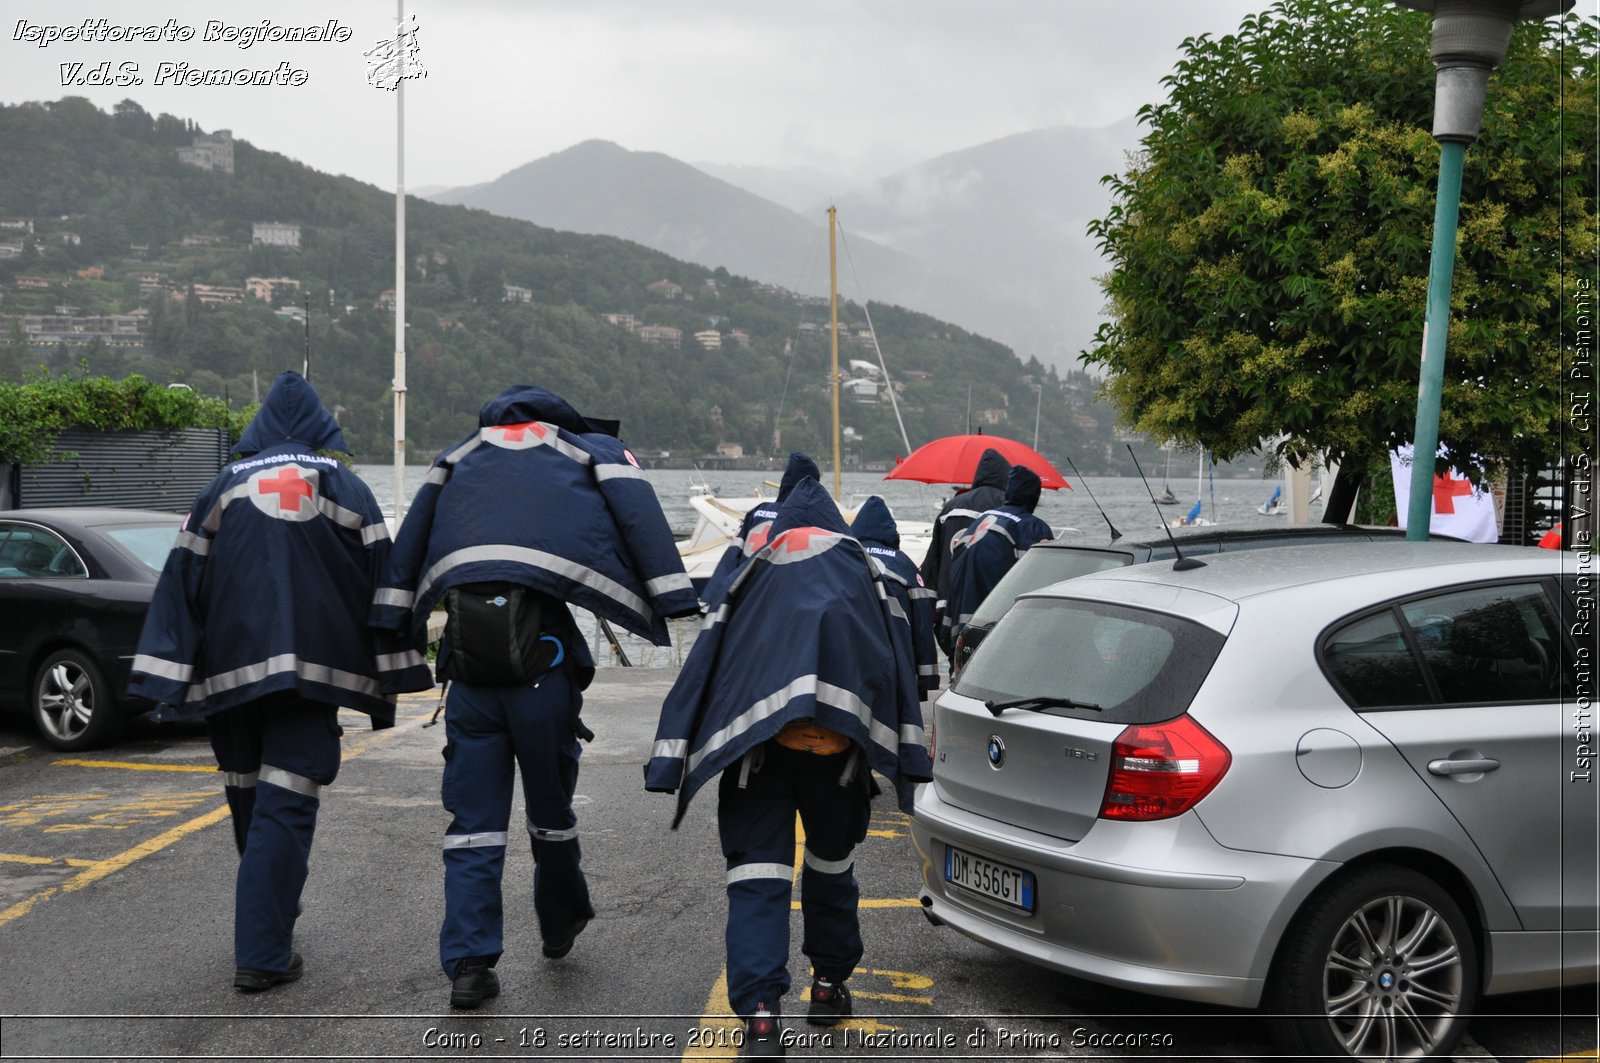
[
  {"x1": 391, "y1": 0, "x2": 408, "y2": 520},
  {"x1": 828, "y1": 205, "x2": 841, "y2": 499}
]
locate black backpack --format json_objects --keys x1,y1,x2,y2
[{"x1": 438, "y1": 582, "x2": 561, "y2": 686}]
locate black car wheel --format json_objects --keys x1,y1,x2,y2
[
  {"x1": 1269, "y1": 863, "x2": 1477, "y2": 1061},
  {"x1": 32, "y1": 648, "x2": 124, "y2": 751}
]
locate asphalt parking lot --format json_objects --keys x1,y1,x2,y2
[{"x1": 0, "y1": 670, "x2": 1593, "y2": 1061}]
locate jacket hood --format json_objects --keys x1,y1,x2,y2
[
  {"x1": 478, "y1": 385, "x2": 619, "y2": 437},
  {"x1": 971, "y1": 447, "x2": 1011, "y2": 491},
  {"x1": 1005, "y1": 463, "x2": 1043, "y2": 512},
  {"x1": 233, "y1": 371, "x2": 349, "y2": 457},
  {"x1": 771, "y1": 476, "x2": 850, "y2": 538},
  {"x1": 777, "y1": 452, "x2": 820, "y2": 502},
  {"x1": 851, "y1": 495, "x2": 899, "y2": 547}
]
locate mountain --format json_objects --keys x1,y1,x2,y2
[
  {"x1": 826, "y1": 119, "x2": 1142, "y2": 368},
  {"x1": 0, "y1": 98, "x2": 1134, "y2": 471},
  {"x1": 690, "y1": 160, "x2": 855, "y2": 214},
  {"x1": 436, "y1": 124, "x2": 1143, "y2": 373},
  {"x1": 431, "y1": 139, "x2": 976, "y2": 323}
]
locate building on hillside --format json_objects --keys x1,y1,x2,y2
[
  {"x1": 189, "y1": 283, "x2": 245, "y2": 305},
  {"x1": 251, "y1": 221, "x2": 300, "y2": 249},
  {"x1": 847, "y1": 359, "x2": 880, "y2": 379},
  {"x1": 75, "y1": 267, "x2": 104, "y2": 280},
  {"x1": 693, "y1": 329, "x2": 722, "y2": 350},
  {"x1": 646, "y1": 278, "x2": 682, "y2": 299},
  {"x1": 503, "y1": 284, "x2": 532, "y2": 303},
  {"x1": 715, "y1": 442, "x2": 744, "y2": 459},
  {"x1": 7, "y1": 312, "x2": 146, "y2": 348},
  {"x1": 275, "y1": 306, "x2": 307, "y2": 324},
  {"x1": 57, "y1": 232, "x2": 81, "y2": 246},
  {"x1": 180, "y1": 233, "x2": 226, "y2": 247},
  {"x1": 246, "y1": 276, "x2": 302, "y2": 302},
  {"x1": 602, "y1": 312, "x2": 637, "y2": 331},
  {"x1": 15, "y1": 276, "x2": 53, "y2": 290},
  {"x1": 844, "y1": 377, "x2": 881, "y2": 404},
  {"x1": 974, "y1": 407, "x2": 1009, "y2": 426},
  {"x1": 377, "y1": 289, "x2": 395, "y2": 310},
  {"x1": 637, "y1": 325, "x2": 682, "y2": 349},
  {"x1": 729, "y1": 329, "x2": 751, "y2": 347},
  {"x1": 0, "y1": 243, "x2": 25, "y2": 259},
  {"x1": 0, "y1": 218, "x2": 33, "y2": 234},
  {"x1": 176, "y1": 130, "x2": 235, "y2": 174}
]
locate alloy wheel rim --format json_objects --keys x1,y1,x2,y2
[
  {"x1": 38, "y1": 662, "x2": 93, "y2": 741},
  {"x1": 1323, "y1": 893, "x2": 1464, "y2": 1060}
]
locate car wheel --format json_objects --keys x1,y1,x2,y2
[
  {"x1": 32, "y1": 648, "x2": 124, "y2": 751},
  {"x1": 1269, "y1": 863, "x2": 1477, "y2": 1061}
]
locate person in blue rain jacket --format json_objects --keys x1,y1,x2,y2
[
  {"x1": 128, "y1": 370, "x2": 409, "y2": 994},
  {"x1": 850, "y1": 495, "x2": 939, "y2": 701},
  {"x1": 918, "y1": 447, "x2": 1010, "y2": 661},
  {"x1": 372, "y1": 384, "x2": 700, "y2": 1010},
  {"x1": 646, "y1": 476, "x2": 931, "y2": 1055},
  {"x1": 701, "y1": 451, "x2": 819, "y2": 604},
  {"x1": 943, "y1": 464, "x2": 1054, "y2": 650}
]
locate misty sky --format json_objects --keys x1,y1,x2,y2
[{"x1": 2, "y1": 1, "x2": 1270, "y2": 193}]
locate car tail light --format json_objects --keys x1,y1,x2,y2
[{"x1": 1099, "y1": 714, "x2": 1230, "y2": 821}]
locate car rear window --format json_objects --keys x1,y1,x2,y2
[
  {"x1": 953, "y1": 597, "x2": 1227, "y2": 724},
  {"x1": 102, "y1": 523, "x2": 180, "y2": 574},
  {"x1": 966, "y1": 548, "x2": 1133, "y2": 627}
]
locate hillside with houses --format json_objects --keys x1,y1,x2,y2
[{"x1": 0, "y1": 97, "x2": 1133, "y2": 469}]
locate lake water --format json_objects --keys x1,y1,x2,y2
[{"x1": 355, "y1": 462, "x2": 1323, "y2": 669}]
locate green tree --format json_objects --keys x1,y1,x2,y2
[{"x1": 1086, "y1": 0, "x2": 1596, "y2": 516}]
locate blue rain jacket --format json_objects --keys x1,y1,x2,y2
[
  {"x1": 128, "y1": 371, "x2": 402, "y2": 724},
  {"x1": 370, "y1": 386, "x2": 700, "y2": 685},
  {"x1": 919, "y1": 448, "x2": 1010, "y2": 654},
  {"x1": 944, "y1": 464, "x2": 1054, "y2": 645},
  {"x1": 851, "y1": 496, "x2": 939, "y2": 700},
  {"x1": 702, "y1": 452, "x2": 819, "y2": 605},
  {"x1": 645, "y1": 477, "x2": 932, "y2": 827}
]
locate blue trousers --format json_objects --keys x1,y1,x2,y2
[
  {"x1": 439, "y1": 672, "x2": 595, "y2": 978},
  {"x1": 717, "y1": 741, "x2": 872, "y2": 1018},
  {"x1": 206, "y1": 696, "x2": 342, "y2": 972}
]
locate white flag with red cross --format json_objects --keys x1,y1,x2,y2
[{"x1": 1389, "y1": 445, "x2": 1499, "y2": 543}]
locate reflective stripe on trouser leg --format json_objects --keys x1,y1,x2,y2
[
  {"x1": 793, "y1": 748, "x2": 870, "y2": 984},
  {"x1": 717, "y1": 755, "x2": 800, "y2": 1018},
  {"x1": 221, "y1": 771, "x2": 258, "y2": 856},
  {"x1": 800, "y1": 846, "x2": 862, "y2": 982},
  {"x1": 232, "y1": 701, "x2": 341, "y2": 973},
  {"x1": 505, "y1": 669, "x2": 594, "y2": 947},
  {"x1": 438, "y1": 682, "x2": 516, "y2": 978}
]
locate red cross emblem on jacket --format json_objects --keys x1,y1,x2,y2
[{"x1": 247, "y1": 464, "x2": 320, "y2": 521}]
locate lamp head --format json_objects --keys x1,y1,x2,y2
[{"x1": 1393, "y1": 0, "x2": 1576, "y2": 142}]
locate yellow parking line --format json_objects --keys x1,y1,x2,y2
[
  {"x1": 0, "y1": 852, "x2": 97, "y2": 867},
  {"x1": 53, "y1": 759, "x2": 216, "y2": 772},
  {"x1": 0, "y1": 802, "x2": 231, "y2": 927},
  {"x1": 1530, "y1": 1052, "x2": 1599, "y2": 1062},
  {"x1": 0, "y1": 711, "x2": 415, "y2": 929}
]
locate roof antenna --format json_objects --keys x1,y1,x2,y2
[
  {"x1": 1127, "y1": 444, "x2": 1205, "y2": 571},
  {"x1": 1062, "y1": 453, "x2": 1120, "y2": 541}
]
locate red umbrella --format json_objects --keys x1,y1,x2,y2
[{"x1": 884, "y1": 433, "x2": 1071, "y2": 490}]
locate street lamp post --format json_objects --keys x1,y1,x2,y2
[{"x1": 1393, "y1": 0, "x2": 1573, "y2": 540}]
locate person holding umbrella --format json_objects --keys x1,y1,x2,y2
[{"x1": 917, "y1": 447, "x2": 1010, "y2": 662}]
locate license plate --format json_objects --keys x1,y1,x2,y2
[{"x1": 945, "y1": 845, "x2": 1035, "y2": 912}]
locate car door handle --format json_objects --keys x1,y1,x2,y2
[{"x1": 1427, "y1": 757, "x2": 1501, "y2": 776}]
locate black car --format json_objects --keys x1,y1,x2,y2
[
  {"x1": 0, "y1": 508, "x2": 182, "y2": 749},
  {"x1": 949, "y1": 523, "x2": 1428, "y2": 677}
]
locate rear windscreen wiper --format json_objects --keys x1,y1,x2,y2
[{"x1": 984, "y1": 695, "x2": 1103, "y2": 717}]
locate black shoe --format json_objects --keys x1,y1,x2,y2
[
  {"x1": 233, "y1": 952, "x2": 304, "y2": 993},
  {"x1": 743, "y1": 1004, "x2": 785, "y2": 1058},
  {"x1": 542, "y1": 917, "x2": 589, "y2": 959},
  {"x1": 807, "y1": 977, "x2": 851, "y2": 1026},
  {"x1": 450, "y1": 959, "x2": 500, "y2": 1010}
]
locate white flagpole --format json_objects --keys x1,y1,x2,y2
[{"x1": 392, "y1": 1, "x2": 408, "y2": 521}]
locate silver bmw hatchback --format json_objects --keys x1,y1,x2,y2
[{"x1": 911, "y1": 541, "x2": 1596, "y2": 1060}]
